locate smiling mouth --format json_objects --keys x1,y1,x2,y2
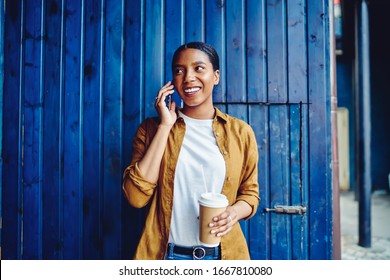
[{"x1": 184, "y1": 87, "x2": 201, "y2": 95}]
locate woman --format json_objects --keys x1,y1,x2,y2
[{"x1": 122, "y1": 42, "x2": 259, "y2": 260}]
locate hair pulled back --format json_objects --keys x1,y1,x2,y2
[{"x1": 171, "y1": 42, "x2": 220, "y2": 72}]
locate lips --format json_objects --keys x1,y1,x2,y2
[{"x1": 183, "y1": 87, "x2": 201, "y2": 95}]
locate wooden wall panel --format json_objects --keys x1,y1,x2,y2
[{"x1": 1, "y1": 0, "x2": 332, "y2": 260}]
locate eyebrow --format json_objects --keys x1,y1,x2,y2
[{"x1": 174, "y1": 61, "x2": 207, "y2": 68}]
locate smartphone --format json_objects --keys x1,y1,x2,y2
[{"x1": 165, "y1": 94, "x2": 172, "y2": 109}]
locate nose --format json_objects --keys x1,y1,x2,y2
[{"x1": 184, "y1": 69, "x2": 195, "y2": 83}]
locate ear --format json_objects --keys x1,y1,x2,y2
[{"x1": 214, "y1": 70, "x2": 220, "y2": 85}]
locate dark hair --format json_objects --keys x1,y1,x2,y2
[{"x1": 171, "y1": 42, "x2": 220, "y2": 72}]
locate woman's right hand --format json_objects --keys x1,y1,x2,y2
[{"x1": 154, "y1": 81, "x2": 177, "y2": 127}]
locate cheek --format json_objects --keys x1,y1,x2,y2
[
  {"x1": 206, "y1": 76, "x2": 217, "y2": 87},
  {"x1": 172, "y1": 79, "x2": 180, "y2": 89},
  {"x1": 172, "y1": 81, "x2": 179, "y2": 90}
]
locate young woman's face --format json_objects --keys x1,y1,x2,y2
[{"x1": 172, "y1": 48, "x2": 220, "y2": 110}]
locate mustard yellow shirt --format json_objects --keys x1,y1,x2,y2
[{"x1": 122, "y1": 107, "x2": 260, "y2": 260}]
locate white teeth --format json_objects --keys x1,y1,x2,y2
[{"x1": 184, "y1": 87, "x2": 200, "y2": 93}]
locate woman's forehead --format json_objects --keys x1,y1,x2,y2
[{"x1": 174, "y1": 48, "x2": 211, "y2": 65}]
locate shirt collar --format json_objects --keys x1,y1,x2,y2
[
  {"x1": 175, "y1": 107, "x2": 228, "y2": 123},
  {"x1": 214, "y1": 107, "x2": 228, "y2": 123}
]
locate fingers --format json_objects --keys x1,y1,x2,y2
[
  {"x1": 155, "y1": 81, "x2": 174, "y2": 108},
  {"x1": 209, "y1": 209, "x2": 236, "y2": 237},
  {"x1": 154, "y1": 81, "x2": 177, "y2": 127}
]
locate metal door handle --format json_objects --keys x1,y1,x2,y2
[{"x1": 265, "y1": 205, "x2": 307, "y2": 215}]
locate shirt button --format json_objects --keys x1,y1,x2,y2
[
  {"x1": 215, "y1": 133, "x2": 220, "y2": 137},
  {"x1": 224, "y1": 151, "x2": 228, "y2": 155}
]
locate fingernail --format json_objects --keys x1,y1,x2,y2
[
  {"x1": 209, "y1": 223, "x2": 214, "y2": 227},
  {"x1": 210, "y1": 230, "x2": 216, "y2": 234},
  {"x1": 217, "y1": 233, "x2": 222, "y2": 237}
]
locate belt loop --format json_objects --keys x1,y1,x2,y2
[
  {"x1": 167, "y1": 243, "x2": 175, "y2": 259},
  {"x1": 214, "y1": 245, "x2": 220, "y2": 259}
]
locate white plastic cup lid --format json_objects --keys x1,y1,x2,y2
[{"x1": 198, "y1": 192, "x2": 229, "y2": 208}]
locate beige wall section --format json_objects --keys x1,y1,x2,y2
[{"x1": 337, "y1": 108, "x2": 350, "y2": 191}]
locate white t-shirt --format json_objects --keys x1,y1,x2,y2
[{"x1": 168, "y1": 111, "x2": 226, "y2": 246}]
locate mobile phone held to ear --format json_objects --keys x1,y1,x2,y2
[{"x1": 165, "y1": 94, "x2": 172, "y2": 109}]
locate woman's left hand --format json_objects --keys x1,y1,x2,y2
[
  {"x1": 208, "y1": 200, "x2": 252, "y2": 237},
  {"x1": 208, "y1": 206, "x2": 238, "y2": 237}
]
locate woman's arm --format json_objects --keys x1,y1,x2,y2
[
  {"x1": 137, "y1": 81, "x2": 177, "y2": 182},
  {"x1": 122, "y1": 82, "x2": 176, "y2": 207},
  {"x1": 137, "y1": 123, "x2": 172, "y2": 183}
]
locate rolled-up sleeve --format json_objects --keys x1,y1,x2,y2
[
  {"x1": 122, "y1": 119, "x2": 158, "y2": 208},
  {"x1": 122, "y1": 163, "x2": 157, "y2": 208},
  {"x1": 235, "y1": 125, "x2": 260, "y2": 219}
]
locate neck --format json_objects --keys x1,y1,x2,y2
[{"x1": 181, "y1": 105, "x2": 215, "y2": 120}]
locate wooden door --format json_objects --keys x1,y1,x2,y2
[{"x1": 1, "y1": 0, "x2": 332, "y2": 259}]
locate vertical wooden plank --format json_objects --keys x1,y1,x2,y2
[
  {"x1": 287, "y1": 0, "x2": 308, "y2": 103},
  {"x1": 308, "y1": 0, "x2": 332, "y2": 259},
  {"x1": 165, "y1": 0, "x2": 184, "y2": 105},
  {"x1": 269, "y1": 105, "x2": 291, "y2": 259},
  {"x1": 82, "y1": 0, "x2": 103, "y2": 259},
  {"x1": 122, "y1": 0, "x2": 145, "y2": 260},
  {"x1": 247, "y1": 0, "x2": 267, "y2": 103},
  {"x1": 42, "y1": 0, "x2": 63, "y2": 260},
  {"x1": 102, "y1": 0, "x2": 124, "y2": 259},
  {"x1": 63, "y1": 0, "x2": 82, "y2": 259},
  {"x1": 144, "y1": 0, "x2": 163, "y2": 118},
  {"x1": 22, "y1": 0, "x2": 44, "y2": 259},
  {"x1": 226, "y1": 0, "x2": 246, "y2": 102},
  {"x1": 267, "y1": 0, "x2": 287, "y2": 103},
  {"x1": 301, "y1": 104, "x2": 310, "y2": 259},
  {"x1": 2, "y1": 0, "x2": 23, "y2": 259},
  {"x1": 185, "y1": 0, "x2": 204, "y2": 42},
  {"x1": 205, "y1": 0, "x2": 225, "y2": 102},
  {"x1": 290, "y1": 104, "x2": 309, "y2": 259},
  {"x1": 289, "y1": 104, "x2": 302, "y2": 259},
  {"x1": 248, "y1": 104, "x2": 270, "y2": 259}
]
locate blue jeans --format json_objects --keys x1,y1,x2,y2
[{"x1": 165, "y1": 243, "x2": 221, "y2": 260}]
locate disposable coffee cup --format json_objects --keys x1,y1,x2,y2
[{"x1": 198, "y1": 192, "x2": 229, "y2": 247}]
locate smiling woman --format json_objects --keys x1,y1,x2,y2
[
  {"x1": 171, "y1": 46, "x2": 220, "y2": 118},
  {"x1": 122, "y1": 42, "x2": 260, "y2": 260}
]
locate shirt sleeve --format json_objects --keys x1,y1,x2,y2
[
  {"x1": 122, "y1": 119, "x2": 158, "y2": 208},
  {"x1": 235, "y1": 124, "x2": 260, "y2": 220}
]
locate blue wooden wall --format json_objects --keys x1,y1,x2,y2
[{"x1": 0, "y1": 0, "x2": 332, "y2": 259}]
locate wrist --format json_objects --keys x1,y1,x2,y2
[
  {"x1": 231, "y1": 200, "x2": 252, "y2": 221},
  {"x1": 158, "y1": 123, "x2": 174, "y2": 131}
]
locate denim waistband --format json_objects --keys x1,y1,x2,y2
[{"x1": 165, "y1": 243, "x2": 220, "y2": 260}]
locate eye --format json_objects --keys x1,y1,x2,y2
[
  {"x1": 174, "y1": 68, "x2": 184, "y2": 75},
  {"x1": 195, "y1": 65, "x2": 205, "y2": 71}
]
